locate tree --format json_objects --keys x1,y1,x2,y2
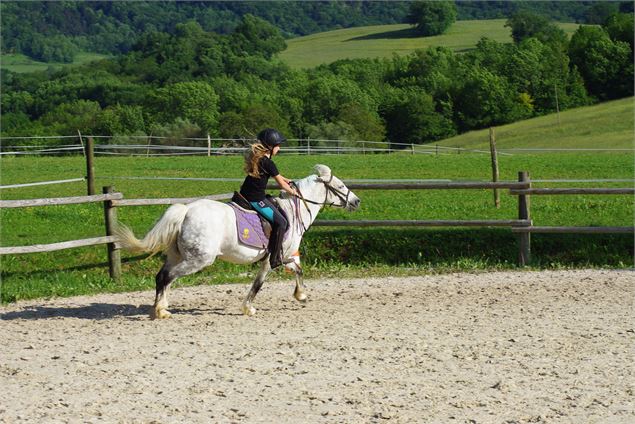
[
  {"x1": 149, "y1": 118, "x2": 202, "y2": 146},
  {"x1": 453, "y1": 67, "x2": 532, "y2": 130},
  {"x1": 505, "y1": 11, "x2": 566, "y2": 46},
  {"x1": 219, "y1": 111, "x2": 247, "y2": 139},
  {"x1": 508, "y1": 38, "x2": 576, "y2": 112},
  {"x1": 240, "y1": 104, "x2": 291, "y2": 140},
  {"x1": 212, "y1": 76, "x2": 251, "y2": 112},
  {"x1": 1, "y1": 91, "x2": 34, "y2": 115},
  {"x1": 569, "y1": 26, "x2": 633, "y2": 99},
  {"x1": 337, "y1": 102, "x2": 385, "y2": 142},
  {"x1": 469, "y1": 38, "x2": 515, "y2": 76},
  {"x1": 97, "y1": 104, "x2": 145, "y2": 136},
  {"x1": 305, "y1": 121, "x2": 359, "y2": 147},
  {"x1": 151, "y1": 81, "x2": 221, "y2": 135},
  {"x1": 231, "y1": 14, "x2": 286, "y2": 59},
  {"x1": 604, "y1": 12, "x2": 634, "y2": 51},
  {"x1": 403, "y1": 47, "x2": 461, "y2": 98},
  {"x1": 0, "y1": 112, "x2": 32, "y2": 136},
  {"x1": 303, "y1": 73, "x2": 376, "y2": 123},
  {"x1": 407, "y1": 1, "x2": 457, "y2": 36},
  {"x1": 469, "y1": 37, "x2": 588, "y2": 114},
  {"x1": 585, "y1": 2, "x2": 619, "y2": 24},
  {"x1": 381, "y1": 87, "x2": 456, "y2": 147},
  {"x1": 39, "y1": 100, "x2": 102, "y2": 134},
  {"x1": 506, "y1": 11, "x2": 549, "y2": 43},
  {"x1": 24, "y1": 34, "x2": 78, "y2": 63},
  {"x1": 218, "y1": 104, "x2": 291, "y2": 141}
]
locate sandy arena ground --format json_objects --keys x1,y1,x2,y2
[{"x1": 1, "y1": 269, "x2": 633, "y2": 423}]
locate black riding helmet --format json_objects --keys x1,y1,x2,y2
[{"x1": 258, "y1": 128, "x2": 286, "y2": 149}]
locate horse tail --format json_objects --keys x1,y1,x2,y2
[{"x1": 115, "y1": 204, "x2": 189, "y2": 256}]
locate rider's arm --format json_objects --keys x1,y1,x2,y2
[{"x1": 274, "y1": 174, "x2": 297, "y2": 196}]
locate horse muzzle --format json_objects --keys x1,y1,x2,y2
[{"x1": 346, "y1": 197, "x2": 361, "y2": 211}]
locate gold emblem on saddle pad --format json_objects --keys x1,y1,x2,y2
[{"x1": 242, "y1": 228, "x2": 250, "y2": 239}]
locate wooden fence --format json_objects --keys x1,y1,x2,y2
[{"x1": 1, "y1": 173, "x2": 633, "y2": 281}]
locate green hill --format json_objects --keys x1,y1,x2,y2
[
  {"x1": 435, "y1": 97, "x2": 634, "y2": 150},
  {"x1": 1, "y1": 52, "x2": 109, "y2": 73},
  {"x1": 280, "y1": 19, "x2": 583, "y2": 69}
]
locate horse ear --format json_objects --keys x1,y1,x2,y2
[{"x1": 313, "y1": 164, "x2": 332, "y2": 180}]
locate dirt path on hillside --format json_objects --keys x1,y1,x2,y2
[{"x1": 1, "y1": 270, "x2": 633, "y2": 423}]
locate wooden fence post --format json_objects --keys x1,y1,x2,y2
[
  {"x1": 518, "y1": 171, "x2": 531, "y2": 266},
  {"x1": 489, "y1": 128, "x2": 500, "y2": 208},
  {"x1": 103, "y1": 186, "x2": 121, "y2": 281},
  {"x1": 555, "y1": 83, "x2": 561, "y2": 127},
  {"x1": 207, "y1": 134, "x2": 211, "y2": 157},
  {"x1": 85, "y1": 137, "x2": 95, "y2": 195},
  {"x1": 145, "y1": 136, "x2": 151, "y2": 157},
  {"x1": 77, "y1": 129, "x2": 85, "y2": 157}
]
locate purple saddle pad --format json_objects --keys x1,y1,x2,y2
[{"x1": 228, "y1": 203, "x2": 270, "y2": 249}]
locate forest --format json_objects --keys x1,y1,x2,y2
[
  {"x1": 2, "y1": 1, "x2": 631, "y2": 62},
  {"x1": 1, "y1": 3, "x2": 633, "y2": 148}
]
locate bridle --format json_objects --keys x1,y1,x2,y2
[
  {"x1": 296, "y1": 175, "x2": 351, "y2": 208},
  {"x1": 290, "y1": 176, "x2": 352, "y2": 233}
]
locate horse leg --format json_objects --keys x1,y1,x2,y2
[
  {"x1": 289, "y1": 262, "x2": 307, "y2": 302},
  {"x1": 152, "y1": 246, "x2": 181, "y2": 319},
  {"x1": 152, "y1": 252, "x2": 214, "y2": 320},
  {"x1": 282, "y1": 253, "x2": 306, "y2": 302},
  {"x1": 153, "y1": 264, "x2": 173, "y2": 320},
  {"x1": 241, "y1": 259, "x2": 272, "y2": 316}
]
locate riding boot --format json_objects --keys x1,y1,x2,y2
[{"x1": 268, "y1": 223, "x2": 285, "y2": 269}]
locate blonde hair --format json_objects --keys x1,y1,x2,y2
[{"x1": 244, "y1": 142, "x2": 270, "y2": 177}]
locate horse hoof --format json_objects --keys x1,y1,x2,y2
[
  {"x1": 241, "y1": 304, "x2": 256, "y2": 316},
  {"x1": 151, "y1": 308, "x2": 172, "y2": 320},
  {"x1": 294, "y1": 292, "x2": 308, "y2": 303}
]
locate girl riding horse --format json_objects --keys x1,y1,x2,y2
[{"x1": 239, "y1": 128, "x2": 297, "y2": 269}]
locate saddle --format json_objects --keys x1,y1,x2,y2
[{"x1": 228, "y1": 192, "x2": 286, "y2": 249}]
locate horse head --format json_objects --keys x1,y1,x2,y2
[{"x1": 311, "y1": 164, "x2": 361, "y2": 211}]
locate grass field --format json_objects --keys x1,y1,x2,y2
[
  {"x1": 279, "y1": 19, "x2": 584, "y2": 69},
  {"x1": 1, "y1": 150, "x2": 633, "y2": 303},
  {"x1": 0, "y1": 52, "x2": 110, "y2": 73},
  {"x1": 436, "y1": 97, "x2": 635, "y2": 150}
]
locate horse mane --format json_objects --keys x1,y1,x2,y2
[
  {"x1": 288, "y1": 164, "x2": 330, "y2": 195},
  {"x1": 288, "y1": 174, "x2": 316, "y2": 195}
]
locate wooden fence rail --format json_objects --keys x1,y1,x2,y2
[
  {"x1": 0, "y1": 177, "x2": 85, "y2": 190},
  {"x1": 1, "y1": 174, "x2": 633, "y2": 280},
  {"x1": 0, "y1": 236, "x2": 117, "y2": 255},
  {"x1": 313, "y1": 219, "x2": 531, "y2": 228},
  {"x1": 112, "y1": 193, "x2": 233, "y2": 207},
  {"x1": 510, "y1": 188, "x2": 635, "y2": 195},
  {"x1": 512, "y1": 226, "x2": 634, "y2": 234},
  {"x1": 0, "y1": 192, "x2": 122, "y2": 208},
  {"x1": 303, "y1": 182, "x2": 531, "y2": 190}
]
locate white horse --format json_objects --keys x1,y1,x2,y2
[{"x1": 116, "y1": 164, "x2": 360, "y2": 319}]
